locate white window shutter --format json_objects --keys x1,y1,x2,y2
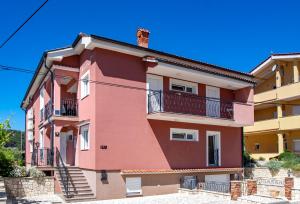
[
  {"x1": 80, "y1": 133, "x2": 84, "y2": 150},
  {"x1": 126, "y1": 177, "x2": 142, "y2": 195}
]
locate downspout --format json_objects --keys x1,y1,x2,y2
[
  {"x1": 241, "y1": 127, "x2": 244, "y2": 167},
  {"x1": 44, "y1": 55, "x2": 55, "y2": 166}
]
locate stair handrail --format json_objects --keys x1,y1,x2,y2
[{"x1": 56, "y1": 147, "x2": 71, "y2": 198}]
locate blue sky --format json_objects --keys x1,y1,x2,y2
[{"x1": 1, "y1": 0, "x2": 300, "y2": 130}]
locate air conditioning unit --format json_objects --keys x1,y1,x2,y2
[
  {"x1": 27, "y1": 131, "x2": 33, "y2": 141},
  {"x1": 27, "y1": 108, "x2": 34, "y2": 120}
]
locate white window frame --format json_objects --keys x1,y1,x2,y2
[
  {"x1": 169, "y1": 79, "x2": 198, "y2": 94},
  {"x1": 206, "y1": 131, "x2": 221, "y2": 166},
  {"x1": 170, "y1": 128, "x2": 199, "y2": 142},
  {"x1": 80, "y1": 125, "x2": 89, "y2": 150},
  {"x1": 80, "y1": 70, "x2": 90, "y2": 99},
  {"x1": 39, "y1": 87, "x2": 45, "y2": 110},
  {"x1": 29, "y1": 141, "x2": 33, "y2": 153},
  {"x1": 126, "y1": 177, "x2": 142, "y2": 196},
  {"x1": 294, "y1": 139, "x2": 300, "y2": 152},
  {"x1": 39, "y1": 129, "x2": 44, "y2": 149}
]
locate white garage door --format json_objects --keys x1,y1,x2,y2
[{"x1": 205, "y1": 174, "x2": 230, "y2": 184}]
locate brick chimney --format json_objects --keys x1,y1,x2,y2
[{"x1": 136, "y1": 28, "x2": 150, "y2": 48}]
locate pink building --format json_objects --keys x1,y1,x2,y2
[{"x1": 21, "y1": 29, "x2": 255, "y2": 201}]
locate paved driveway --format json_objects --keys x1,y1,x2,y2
[{"x1": 76, "y1": 193, "x2": 238, "y2": 204}]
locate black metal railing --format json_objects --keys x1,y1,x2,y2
[
  {"x1": 148, "y1": 91, "x2": 234, "y2": 120},
  {"x1": 56, "y1": 147, "x2": 71, "y2": 198},
  {"x1": 31, "y1": 148, "x2": 52, "y2": 166},
  {"x1": 199, "y1": 181, "x2": 230, "y2": 193},
  {"x1": 61, "y1": 99, "x2": 78, "y2": 117}
]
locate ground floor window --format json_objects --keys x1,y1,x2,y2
[
  {"x1": 170, "y1": 128, "x2": 198, "y2": 141},
  {"x1": 126, "y1": 177, "x2": 142, "y2": 196},
  {"x1": 294, "y1": 140, "x2": 300, "y2": 152},
  {"x1": 254, "y1": 143, "x2": 260, "y2": 151},
  {"x1": 80, "y1": 124, "x2": 89, "y2": 150}
]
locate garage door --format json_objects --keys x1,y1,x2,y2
[{"x1": 205, "y1": 174, "x2": 230, "y2": 184}]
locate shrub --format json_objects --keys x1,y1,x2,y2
[
  {"x1": 266, "y1": 160, "x2": 282, "y2": 176},
  {"x1": 278, "y1": 151, "x2": 300, "y2": 169},
  {"x1": 258, "y1": 157, "x2": 266, "y2": 161},
  {"x1": 292, "y1": 164, "x2": 300, "y2": 172},
  {"x1": 0, "y1": 148, "x2": 14, "y2": 176},
  {"x1": 29, "y1": 167, "x2": 45, "y2": 178},
  {"x1": 278, "y1": 151, "x2": 299, "y2": 161},
  {"x1": 10, "y1": 165, "x2": 27, "y2": 177},
  {"x1": 243, "y1": 151, "x2": 256, "y2": 167}
]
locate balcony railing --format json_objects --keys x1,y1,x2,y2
[
  {"x1": 61, "y1": 99, "x2": 78, "y2": 117},
  {"x1": 31, "y1": 147, "x2": 53, "y2": 166},
  {"x1": 148, "y1": 91, "x2": 234, "y2": 120}
]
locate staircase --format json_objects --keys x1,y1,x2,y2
[
  {"x1": 56, "y1": 166, "x2": 95, "y2": 202},
  {"x1": 0, "y1": 178, "x2": 7, "y2": 204}
]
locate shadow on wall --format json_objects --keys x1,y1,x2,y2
[
  {"x1": 92, "y1": 48, "x2": 147, "y2": 84},
  {"x1": 148, "y1": 120, "x2": 206, "y2": 169}
]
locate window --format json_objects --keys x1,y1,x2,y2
[
  {"x1": 81, "y1": 71, "x2": 90, "y2": 99},
  {"x1": 170, "y1": 128, "x2": 198, "y2": 141},
  {"x1": 254, "y1": 143, "x2": 260, "y2": 151},
  {"x1": 29, "y1": 141, "x2": 33, "y2": 153},
  {"x1": 169, "y1": 79, "x2": 197, "y2": 94},
  {"x1": 80, "y1": 125, "x2": 89, "y2": 150},
  {"x1": 294, "y1": 140, "x2": 300, "y2": 152},
  {"x1": 126, "y1": 177, "x2": 142, "y2": 196}
]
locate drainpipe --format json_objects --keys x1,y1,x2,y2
[
  {"x1": 44, "y1": 55, "x2": 55, "y2": 166},
  {"x1": 241, "y1": 127, "x2": 244, "y2": 167}
]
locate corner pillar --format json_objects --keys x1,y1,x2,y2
[
  {"x1": 230, "y1": 181, "x2": 242, "y2": 200},
  {"x1": 278, "y1": 133, "x2": 284, "y2": 154},
  {"x1": 285, "y1": 177, "x2": 294, "y2": 200},
  {"x1": 293, "y1": 61, "x2": 299, "y2": 83}
]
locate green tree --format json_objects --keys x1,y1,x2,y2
[
  {"x1": 0, "y1": 119, "x2": 12, "y2": 147},
  {"x1": 0, "y1": 119, "x2": 23, "y2": 176}
]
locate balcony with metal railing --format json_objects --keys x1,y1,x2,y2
[
  {"x1": 147, "y1": 91, "x2": 253, "y2": 127},
  {"x1": 39, "y1": 99, "x2": 78, "y2": 123},
  {"x1": 31, "y1": 147, "x2": 53, "y2": 167}
]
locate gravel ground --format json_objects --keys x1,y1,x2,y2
[
  {"x1": 7, "y1": 194, "x2": 64, "y2": 204},
  {"x1": 76, "y1": 193, "x2": 238, "y2": 204}
]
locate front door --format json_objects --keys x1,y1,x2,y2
[
  {"x1": 207, "y1": 131, "x2": 221, "y2": 166},
  {"x1": 60, "y1": 133, "x2": 67, "y2": 164},
  {"x1": 147, "y1": 75, "x2": 163, "y2": 113},
  {"x1": 206, "y1": 86, "x2": 220, "y2": 117}
]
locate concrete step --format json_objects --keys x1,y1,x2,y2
[
  {"x1": 64, "y1": 195, "x2": 96, "y2": 203},
  {"x1": 56, "y1": 167, "x2": 95, "y2": 202},
  {"x1": 62, "y1": 189, "x2": 93, "y2": 194}
]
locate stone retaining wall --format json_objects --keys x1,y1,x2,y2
[
  {"x1": 244, "y1": 167, "x2": 289, "y2": 178},
  {"x1": 4, "y1": 177, "x2": 54, "y2": 198}
]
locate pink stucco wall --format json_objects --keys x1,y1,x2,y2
[{"x1": 25, "y1": 47, "x2": 253, "y2": 171}]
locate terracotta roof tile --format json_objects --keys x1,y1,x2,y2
[{"x1": 121, "y1": 168, "x2": 243, "y2": 175}]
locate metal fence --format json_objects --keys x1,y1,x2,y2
[{"x1": 198, "y1": 182, "x2": 230, "y2": 193}]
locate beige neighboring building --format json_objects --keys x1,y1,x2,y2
[{"x1": 245, "y1": 53, "x2": 300, "y2": 160}]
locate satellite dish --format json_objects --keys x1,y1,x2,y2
[{"x1": 271, "y1": 64, "x2": 277, "y2": 72}]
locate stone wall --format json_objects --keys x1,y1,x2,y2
[
  {"x1": 4, "y1": 177, "x2": 54, "y2": 198},
  {"x1": 244, "y1": 167, "x2": 289, "y2": 178}
]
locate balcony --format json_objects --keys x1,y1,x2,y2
[
  {"x1": 40, "y1": 99, "x2": 78, "y2": 124},
  {"x1": 244, "y1": 118, "x2": 279, "y2": 134},
  {"x1": 147, "y1": 91, "x2": 253, "y2": 127},
  {"x1": 254, "y1": 82, "x2": 300, "y2": 105},
  {"x1": 279, "y1": 115, "x2": 300, "y2": 131},
  {"x1": 31, "y1": 148, "x2": 53, "y2": 167}
]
